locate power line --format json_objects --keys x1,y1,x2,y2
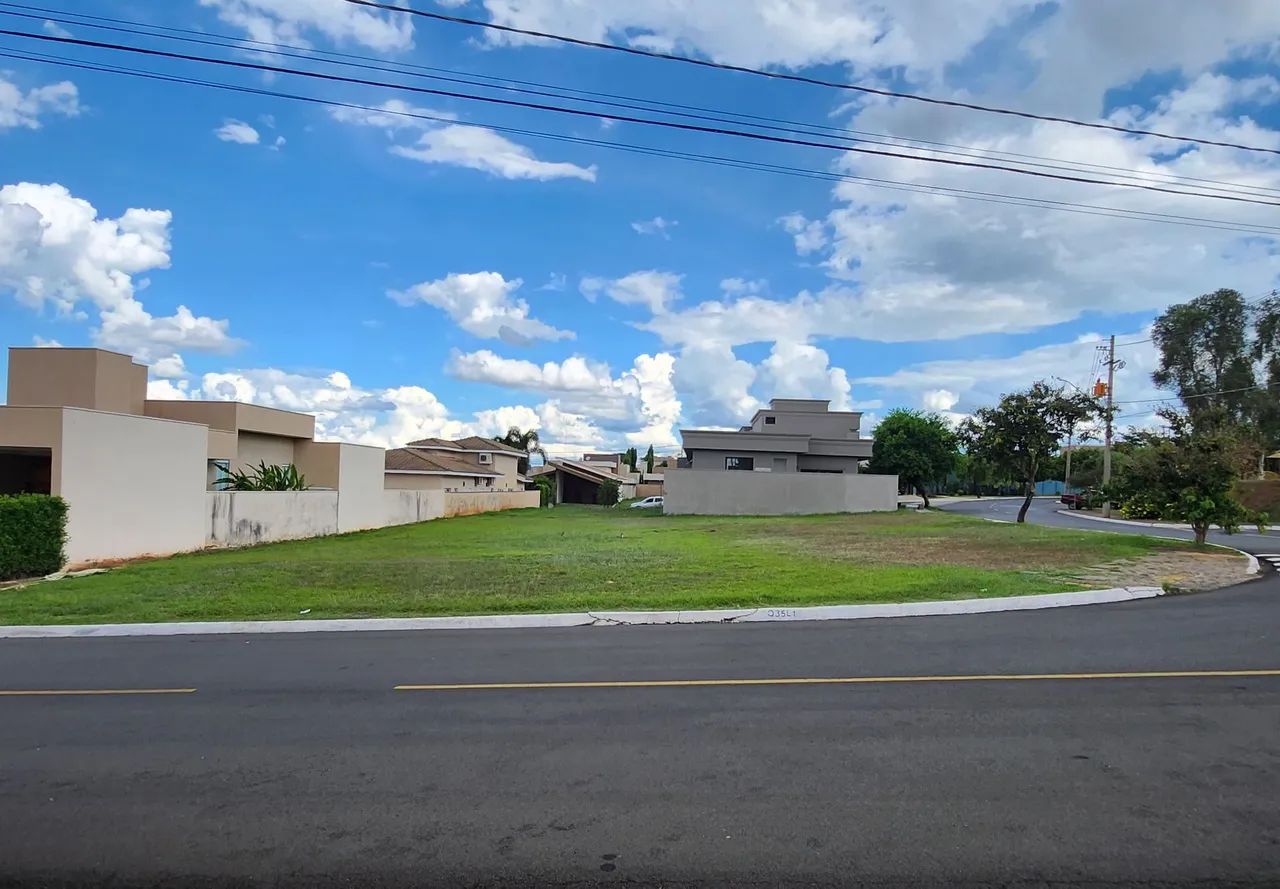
[
  {"x1": 7, "y1": 29, "x2": 1280, "y2": 210},
  {"x1": 344, "y1": 0, "x2": 1280, "y2": 158},
  {"x1": 8, "y1": 46, "x2": 1280, "y2": 239},
  {"x1": 6, "y1": 3, "x2": 1279, "y2": 201},
  {"x1": 1114, "y1": 381, "x2": 1280, "y2": 405}
]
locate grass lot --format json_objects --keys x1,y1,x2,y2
[{"x1": 0, "y1": 506, "x2": 1194, "y2": 626}]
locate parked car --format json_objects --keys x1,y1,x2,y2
[
  {"x1": 630, "y1": 495, "x2": 664, "y2": 509},
  {"x1": 1061, "y1": 489, "x2": 1101, "y2": 510}
]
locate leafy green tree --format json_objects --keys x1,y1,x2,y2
[
  {"x1": 497, "y1": 426, "x2": 547, "y2": 476},
  {"x1": 868, "y1": 409, "x2": 959, "y2": 508},
  {"x1": 1153, "y1": 289, "x2": 1256, "y2": 426},
  {"x1": 531, "y1": 474, "x2": 555, "y2": 507},
  {"x1": 1108, "y1": 411, "x2": 1250, "y2": 544},
  {"x1": 960, "y1": 383, "x2": 1096, "y2": 523},
  {"x1": 596, "y1": 478, "x2": 620, "y2": 507},
  {"x1": 624, "y1": 447, "x2": 638, "y2": 471},
  {"x1": 1152, "y1": 288, "x2": 1280, "y2": 473},
  {"x1": 644, "y1": 444, "x2": 656, "y2": 474}
]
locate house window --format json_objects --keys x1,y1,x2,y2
[
  {"x1": 478, "y1": 452, "x2": 492, "y2": 464},
  {"x1": 725, "y1": 456, "x2": 754, "y2": 471},
  {"x1": 764, "y1": 416, "x2": 776, "y2": 425}
]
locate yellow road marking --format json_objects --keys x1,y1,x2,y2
[
  {"x1": 0, "y1": 688, "x2": 196, "y2": 697},
  {"x1": 396, "y1": 669, "x2": 1280, "y2": 692}
]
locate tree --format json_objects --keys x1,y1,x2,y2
[
  {"x1": 867, "y1": 409, "x2": 959, "y2": 508},
  {"x1": 596, "y1": 478, "x2": 620, "y2": 507},
  {"x1": 497, "y1": 427, "x2": 547, "y2": 476},
  {"x1": 1108, "y1": 411, "x2": 1249, "y2": 544},
  {"x1": 531, "y1": 474, "x2": 555, "y2": 507},
  {"x1": 960, "y1": 382, "x2": 1096, "y2": 523},
  {"x1": 1152, "y1": 288, "x2": 1280, "y2": 474},
  {"x1": 623, "y1": 447, "x2": 638, "y2": 471},
  {"x1": 1153, "y1": 288, "x2": 1256, "y2": 426},
  {"x1": 644, "y1": 444, "x2": 656, "y2": 474}
]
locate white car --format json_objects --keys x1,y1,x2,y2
[{"x1": 630, "y1": 495, "x2": 664, "y2": 509}]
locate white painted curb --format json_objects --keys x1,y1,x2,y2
[
  {"x1": 0, "y1": 586, "x2": 1164, "y2": 639},
  {"x1": 1056, "y1": 510, "x2": 1197, "y2": 531}
]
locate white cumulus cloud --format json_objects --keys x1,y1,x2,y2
[
  {"x1": 0, "y1": 182, "x2": 242, "y2": 375},
  {"x1": 0, "y1": 75, "x2": 79, "y2": 130},
  {"x1": 214, "y1": 119, "x2": 260, "y2": 144},
  {"x1": 332, "y1": 100, "x2": 595, "y2": 181},
  {"x1": 391, "y1": 271, "x2": 573, "y2": 344},
  {"x1": 198, "y1": 0, "x2": 414, "y2": 52}
]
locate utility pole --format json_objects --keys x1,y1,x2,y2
[
  {"x1": 1101, "y1": 335, "x2": 1119, "y2": 518},
  {"x1": 1063, "y1": 432, "x2": 1073, "y2": 493}
]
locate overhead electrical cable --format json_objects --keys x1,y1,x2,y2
[
  {"x1": 6, "y1": 27, "x2": 1280, "y2": 209},
  {"x1": 344, "y1": 0, "x2": 1280, "y2": 157},
  {"x1": 5, "y1": 3, "x2": 1279, "y2": 200},
  {"x1": 6, "y1": 46, "x2": 1280, "y2": 238}
]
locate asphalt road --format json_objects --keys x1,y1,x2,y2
[
  {"x1": 940, "y1": 494, "x2": 1280, "y2": 555},
  {"x1": 2, "y1": 513, "x2": 1278, "y2": 887}
]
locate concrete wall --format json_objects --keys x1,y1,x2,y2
[
  {"x1": 384, "y1": 472, "x2": 448, "y2": 491},
  {"x1": 491, "y1": 452, "x2": 522, "y2": 490},
  {"x1": 336, "y1": 443, "x2": 387, "y2": 532},
  {"x1": 797, "y1": 454, "x2": 859, "y2": 474},
  {"x1": 206, "y1": 491, "x2": 339, "y2": 547},
  {"x1": 443, "y1": 490, "x2": 540, "y2": 517},
  {"x1": 234, "y1": 431, "x2": 296, "y2": 473},
  {"x1": 383, "y1": 489, "x2": 445, "y2": 526},
  {"x1": 663, "y1": 468, "x2": 898, "y2": 516},
  {"x1": 58, "y1": 409, "x2": 208, "y2": 564},
  {"x1": 687, "y1": 448, "x2": 796, "y2": 472},
  {"x1": 7, "y1": 348, "x2": 147, "y2": 416},
  {"x1": 145, "y1": 399, "x2": 238, "y2": 431}
]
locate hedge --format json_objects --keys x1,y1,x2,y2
[
  {"x1": 1235, "y1": 480, "x2": 1280, "y2": 520},
  {"x1": 0, "y1": 494, "x2": 68, "y2": 581}
]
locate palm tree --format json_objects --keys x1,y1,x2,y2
[{"x1": 498, "y1": 426, "x2": 547, "y2": 475}]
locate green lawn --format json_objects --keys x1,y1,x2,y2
[{"x1": 0, "y1": 507, "x2": 1188, "y2": 625}]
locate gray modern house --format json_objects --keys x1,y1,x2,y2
[{"x1": 664, "y1": 398, "x2": 898, "y2": 515}]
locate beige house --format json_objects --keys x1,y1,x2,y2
[
  {"x1": 0, "y1": 346, "x2": 537, "y2": 566},
  {"x1": 664, "y1": 398, "x2": 898, "y2": 515},
  {"x1": 384, "y1": 437, "x2": 525, "y2": 492}
]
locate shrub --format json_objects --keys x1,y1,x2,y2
[
  {"x1": 0, "y1": 494, "x2": 68, "y2": 580},
  {"x1": 532, "y1": 474, "x2": 555, "y2": 507},
  {"x1": 215, "y1": 461, "x2": 309, "y2": 491},
  {"x1": 597, "y1": 478, "x2": 620, "y2": 507}
]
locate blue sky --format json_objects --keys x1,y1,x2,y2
[{"x1": 2, "y1": 0, "x2": 1278, "y2": 454}]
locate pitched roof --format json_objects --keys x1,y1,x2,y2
[
  {"x1": 454, "y1": 435, "x2": 524, "y2": 455},
  {"x1": 384, "y1": 448, "x2": 499, "y2": 477},
  {"x1": 403, "y1": 435, "x2": 524, "y2": 455},
  {"x1": 552, "y1": 459, "x2": 630, "y2": 484},
  {"x1": 403, "y1": 437, "x2": 464, "y2": 450}
]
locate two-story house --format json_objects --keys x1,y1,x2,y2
[
  {"x1": 664, "y1": 398, "x2": 898, "y2": 515},
  {"x1": 383, "y1": 436, "x2": 525, "y2": 492}
]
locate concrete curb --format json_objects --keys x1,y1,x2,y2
[
  {"x1": 1056, "y1": 510, "x2": 1199, "y2": 531},
  {"x1": 0, "y1": 587, "x2": 1164, "y2": 638}
]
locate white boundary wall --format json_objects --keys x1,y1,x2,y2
[
  {"x1": 663, "y1": 469, "x2": 898, "y2": 515},
  {"x1": 383, "y1": 490, "x2": 444, "y2": 526},
  {"x1": 206, "y1": 491, "x2": 339, "y2": 547},
  {"x1": 60, "y1": 409, "x2": 208, "y2": 563}
]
